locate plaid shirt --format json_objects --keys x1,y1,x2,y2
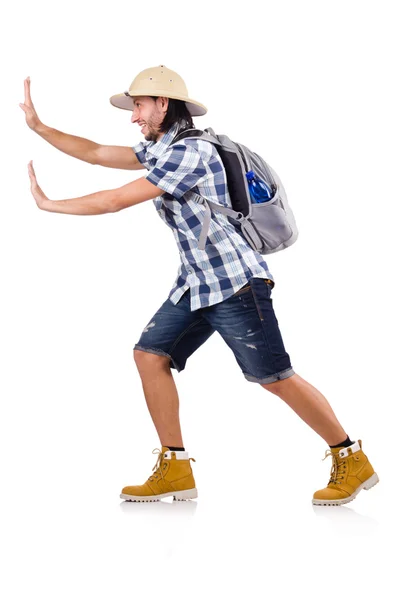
[{"x1": 132, "y1": 122, "x2": 275, "y2": 311}]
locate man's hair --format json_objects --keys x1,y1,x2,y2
[{"x1": 150, "y1": 96, "x2": 195, "y2": 134}]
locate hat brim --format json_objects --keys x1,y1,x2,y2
[{"x1": 109, "y1": 91, "x2": 207, "y2": 116}]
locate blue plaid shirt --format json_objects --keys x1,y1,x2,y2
[{"x1": 132, "y1": 121, "x2": 275, "y2": 311}]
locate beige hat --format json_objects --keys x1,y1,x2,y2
[{"x1": 109, "y1": 64, "x2": 207, "y2": 116}]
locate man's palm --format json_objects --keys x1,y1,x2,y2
[{"x1": 19, "y1": 77, "x2": 41, "y2": 131}]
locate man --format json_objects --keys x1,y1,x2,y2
[{"x1": 20, "y1": 65, "x2": 379, "y2": 506}]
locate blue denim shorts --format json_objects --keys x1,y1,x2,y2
[{"x1": 133, "y1": 277, "x2": 295, "y2": 384}]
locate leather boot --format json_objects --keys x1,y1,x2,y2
[
  {"x1": 312, "y1": 439, "x2": 379, "y2": 506},
  {"x1": 120, "y1": 446, "x2": 197, "y2": 502}
]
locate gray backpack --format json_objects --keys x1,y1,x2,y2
[{"x1": 170, "y1": 127, "x2": 299, "y2": 254}]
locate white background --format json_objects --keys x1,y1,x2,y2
[{"x1": 1, "y1": 0, "x2": 396, "y2": 598}]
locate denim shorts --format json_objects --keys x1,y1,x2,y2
[{"x1": 133, "y1": 277, "x2": 295, "y2": 384}]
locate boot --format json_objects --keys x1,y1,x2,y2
[
  {"x1": 120, "y1": 446, "x2": 198, "y2": 502},
  {"x1": 312, "y1": 439, "x2": 379, "y2": 506}
]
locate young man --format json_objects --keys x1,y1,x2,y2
[{"x1": 20, "y1": 65, "x2": 379, "y2": 506}]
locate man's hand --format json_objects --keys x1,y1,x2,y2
[
  {"x1": 27, "y1": 161, "x2": 50, "y2": 210},
  {"x1": 19, "y1": 77, "x2": 43, "y2": 132}
]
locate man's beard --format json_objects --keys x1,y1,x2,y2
[{"x1": 144, "y1": 123, "x2": 159, "y2": 142}]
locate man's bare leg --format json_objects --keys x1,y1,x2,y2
[
  {"x1": 134, "y1": 349, "x2": 183, "y2": 447},
  {"x1": 261, "y1": 373, "x2": 348, "y2": 446},
  {"x1": 134, "y1": 350, "x2": 348, "y2": 447}
]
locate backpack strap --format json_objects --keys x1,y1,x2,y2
[
  {"x1": 170, "y1": 128, "x2": 263, "y2": 251},
  {"x1": 191, "y1": 193, "x2": 264, "y2": 251},
  {"x1": 196, "y1": 196, "x2": 244, "y2": 250},
  {"x1": 171, "y1": 128, "x2": 220, "y2": 147}
]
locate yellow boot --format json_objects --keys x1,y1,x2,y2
[
  {"x1": 312, "y1": 439, "x2": 379, "y2": 506},
  {"x1": 120, "y1": 446, "x2": 198, "y2": 502}
]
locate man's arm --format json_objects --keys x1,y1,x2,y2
[
  {"x1": 92, "y1": 144, "x2": 146, "y2": 170},
  {"x1": 40, "y1": 176, "x2": 164, "y2": 215},
  {"x1": 111, "y1": 177, "x2": 164, "y2": 211},
  {"x1": 20, "y1": 77, "x2": 145, "y2": 170},
  {"x1": 34, "y1": 123, "x2": 144, "y2": 170}
]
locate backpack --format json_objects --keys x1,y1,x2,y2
[{"x1": 169, "y1": 127, "x2": 299, "y2": 255}]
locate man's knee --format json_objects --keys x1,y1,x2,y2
[
  {"x1": 261, "y1": 380, "x2": 283, "y2": 395},
  {"x1": 133, "y1": 348, "x2": 171, "y2": 371},
  {"x1": 260, "y1": 373, "x2": 296, "y2": 395}
]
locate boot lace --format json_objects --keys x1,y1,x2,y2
[
  {"x1": 148, "y1": 448, "x2": 196, "y2": 484},
  {"x1": 149, "y1": 448, "x2": 167, "y2": 484},
  {"x1": 322, "y1": 449, "x2": 347, "y2": 485}
]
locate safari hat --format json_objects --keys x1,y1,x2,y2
[{"x1": 109, "y1": 64, "x2": 207, "y2": 116}]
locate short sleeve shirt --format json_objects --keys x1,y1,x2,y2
[{"x1": 132, "y1": 122, "x2": 275, "y2": 311}]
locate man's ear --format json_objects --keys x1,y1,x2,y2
[{"x1": 157, "y1": 96, "x2": 169, "y2": 113}]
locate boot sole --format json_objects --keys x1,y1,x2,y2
[
  {"x1": 312, "y1": 472, "x2": 379, "y2": 506},
  {"x1": 120, "y1": 487, "x2": 198, "y2": 502}
]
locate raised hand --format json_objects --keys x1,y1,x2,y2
[
  {"x1": 27, "y1": 161, "x2": 49, "y2": 209},
  {"x1": 19, "y1": 77, "x2": 42, "y2": 131}
]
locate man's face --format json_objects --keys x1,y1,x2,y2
[{"x1": 131, "y1": 96, "x2": 169, "y2": 142}]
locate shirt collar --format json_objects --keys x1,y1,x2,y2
[{"x1": 145, "y1": 122, "x2": 183, "y2": 160}]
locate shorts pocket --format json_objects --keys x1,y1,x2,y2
[{"x1": 233, "y1": 283, "x2": 251, "y2": 297}]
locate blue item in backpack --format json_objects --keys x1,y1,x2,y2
[{"x1": 245, "y1": 170, "x2": 273, "y2": 203}]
